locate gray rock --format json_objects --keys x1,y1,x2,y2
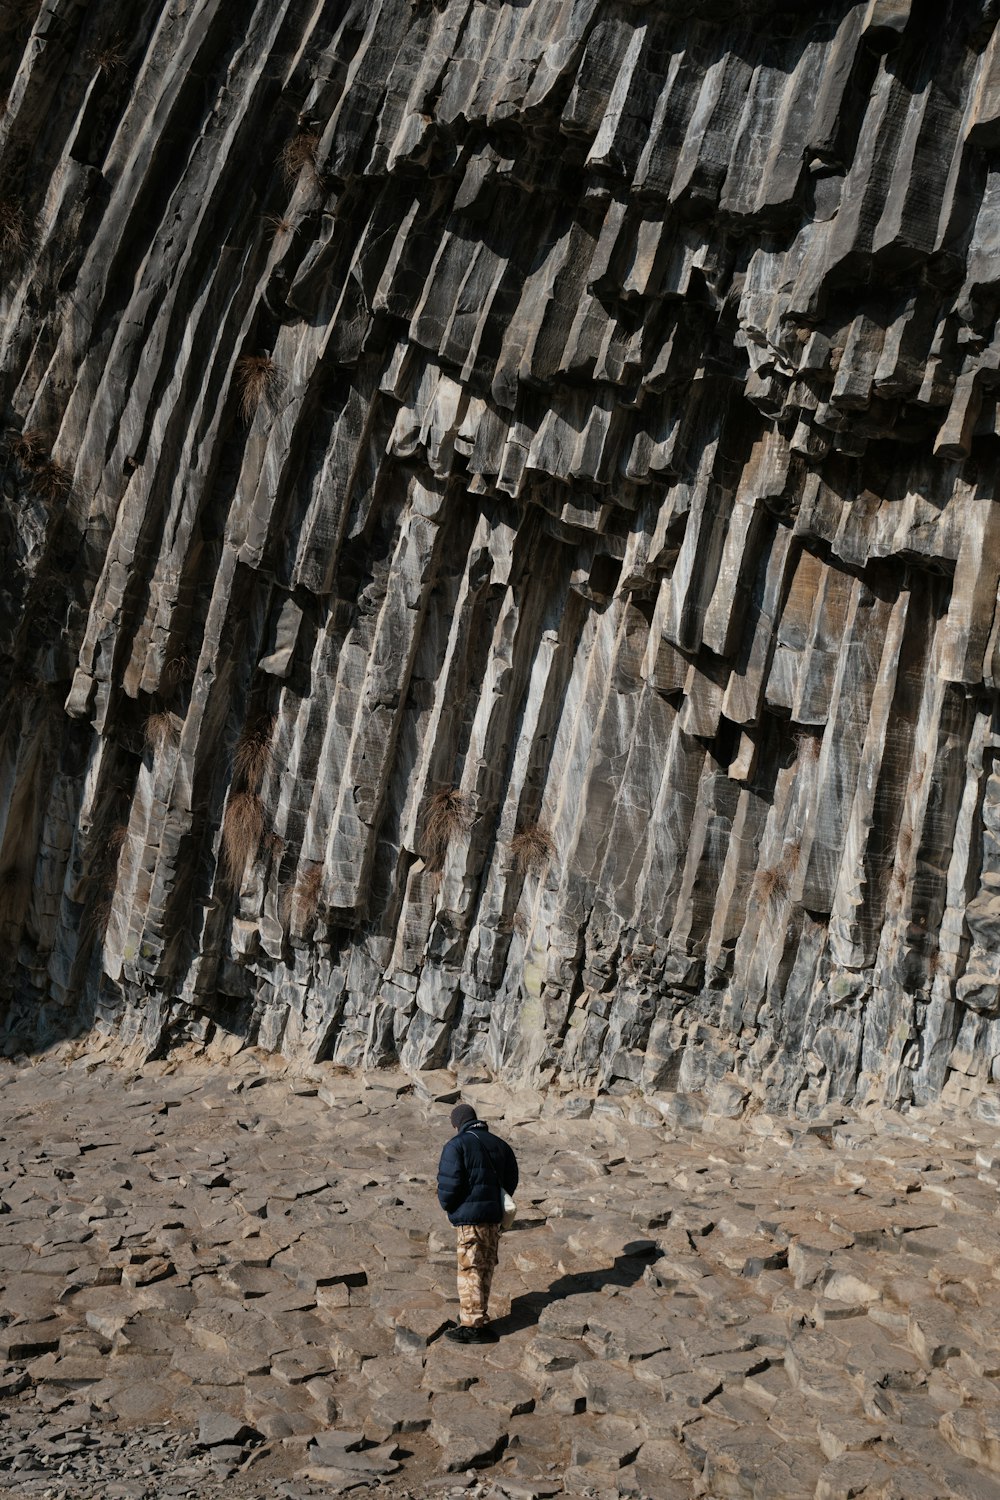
[
  {"x1": 366, "y1": 1391, "x2": 433, "y2": 1437},
  {"x1": 195, "y1": 1413, "x2": 260, "y2": 1449},
  {"x1": 569, "y1": 1414, "x2": 643, "y2": 1470},
  {"x1": 430, "y1": 1396, "x2": 509, "y2": 1470}
]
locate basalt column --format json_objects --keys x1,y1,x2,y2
[{"x1": 2, "y1": 0, "x2": 1000, "y2": 1115}]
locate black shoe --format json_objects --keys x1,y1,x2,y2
[{"x1": 444, "y1": 1323, "x2": 499, "y2": 1344}]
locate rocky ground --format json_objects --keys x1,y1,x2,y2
[{"x1": 0, "y1": 1052, "x2": 998, "y2": 1499}]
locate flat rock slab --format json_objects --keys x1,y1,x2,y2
[
  {"x1": 429, "y1": 1395, "x2": 509, "y2": 1469},
  {"x1": 367, "y1": 1390, "x2": 433, "y2": 1437},
  {"x1": 196, "y1": 1412, "x2": 261, "y2": 1448}
]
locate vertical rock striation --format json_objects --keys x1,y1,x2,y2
[{"x1": 2, "y1": 0, "x2": 1000, "y2": 1113}]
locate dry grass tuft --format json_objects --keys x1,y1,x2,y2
[
  {"x1": 0, "y1": 200, "x2": 30, "y2": 266},
  {"x1": 164, "y1": 652, "x2": 193, "y2": 690},
  {"x1": 794, "y1": 730, "x2": 821, "y2": 762},
  {"x1": 144, "y1": 709, "x2": 178, "y2": 753},
  {"x1": 290, "y1": 862, "x2": 324, "y2": 926},
  {"x1": 31, "y1": 458, "x2": 73, "y2": 502},
  {"x1": 265, "y1": 213, "x2": 296, "y2": 238},
  {"x1": 11, "y1": 430, "x2": 73, "y2": 500},
  {"x1": 783, "y1": 838, "x2": 802, "y2": 870},
  {"x1": 235, "y1": 354, "x2": 279, "y2": 423},
  {"x1": 420, "y1": 787, "x2": 473, "y2": 868},
  {"x1": 234, "y1": 714, "x2": 275, "y2": 791},
  {"x1": 754, "y1": 840, "x2": 801, "y2": 908},
  {"x1": 754, "y1": 864, "x2": 788, "y2": 905},
  {"x1": 11, "y1": 430, "x2": 46, "y2": 466},
  {"x1": 510, "y1": 822, "x2": 554, "y2": 875},
  {"x1": 81, "y1": 895, "x2": 113, "y2": 949},
  {"x1": 221, "y1": 791, "x2": 265, "y2": 886},
  {"x1": 89, "y1": 41, "x2": 127, "y2": 75},
  {"x1": 107, "y1": 822, "x2": 128, "y2": 857},
  {"x1": 280, "y1": 130, "x2": 321, "y2": 186}
]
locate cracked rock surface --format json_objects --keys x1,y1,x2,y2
[
  {"x1": 0, "y1": 1051, "x2": 999, "y2": 1497},
  {"x1": 3, "y1": 2, "x2": 1000, "y2": 1108}
]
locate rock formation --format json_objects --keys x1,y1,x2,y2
[{"x1": 3, "y1": 0, "x2": 1000, "y2": 1112}]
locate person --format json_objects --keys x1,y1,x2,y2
[{"x1": 436, "y1": 1102, "x2": 518, "y2": 1343}]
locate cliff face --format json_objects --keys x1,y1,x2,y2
[{"x1": 2, "y1": 0, "x2": 1000, "y2": 1113}]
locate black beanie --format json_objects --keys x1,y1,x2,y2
[{"x1": 450, "y1": 1103, "x2": 477, "y2": 1130}]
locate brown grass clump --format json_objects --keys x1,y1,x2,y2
[
  {"x1": 0, "y1": 200, "x2": 30, "y2": 266},
  {"x1": 107, "y1": 822, "x2": 128, "y2": 857},
  {"x1": 754, "y1": 864, "x2": 788, "y2": 905},
  {"x1": 420, "y1": 787, "x2": 473, "y2": 868},
  {"x1": 235, "y1": 354, "x2": 279, "y2": 423},
  {"x1": 265, "y1": 213, "x2": 296, "y2": 238},
  {"x1": 164, "y1": 652, "x2": 193, "y2": 690},
  {"x1": 88, "y1": 42, "x2": 127, "y2": 75},
  {"x1": 510, "y1": 822, "x2": 554, "y2": 875},
  {"x1": 31, "y1": 459, "x2": 73, "y2": 502},
  {"x1": 280, "y1": 130, "x2": 321, "y2": 186},
  {"x1": 234, "y1": 714, "x2": 275, "y2": 791},
  {"x1": 144, "y1": 709, "x2": 178, "y2": 753},
  {"x1": 11, "y1": 430, "x2": 73, "y2": 500},
  {"x1": 221, "y1": 791, "x2": 265, "y2": 886},
  {"x1": 81, "y1": 894, "x2": 113, "y2": 948},
  {"x1": 754, "y1": 840, "x2": 801, "y2": 908},
  {"x1": 288, "y1": 862, "x2": 324, "y2": 926},
  {"x1": 794, "y1": 730, "x2": 821, "y2": 762},
  {"x1": 11, "y1": 430, "x2": 46, "y2": 466}
]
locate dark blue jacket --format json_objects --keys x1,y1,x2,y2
[{"x1": 437, "y1": 1120, "x2": 519, "y2": 1226}]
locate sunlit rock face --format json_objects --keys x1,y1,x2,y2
[{"x1": 2, "y1": 0, "x2": 1000, "y2": 1113}]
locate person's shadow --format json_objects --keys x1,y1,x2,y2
[{"x1": 492, "y1": 1241, "x2": 660, "y2": 1336}]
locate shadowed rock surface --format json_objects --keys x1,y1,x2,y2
[{"x1": 2, "y1": 1, "x2": 1000, "y2": 1110}]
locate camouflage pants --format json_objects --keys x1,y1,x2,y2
[{"x1": 456, "y1": 1223, "x2": 501, "y2": 1327}]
